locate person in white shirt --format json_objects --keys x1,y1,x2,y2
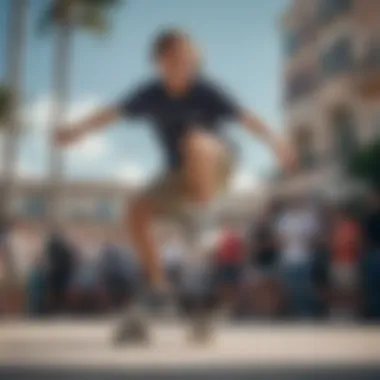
[
  {"x1": 161, "y1": 234, "x2": 184, "y2": 288},
  {"x1": 276, "y1": 198, "x2": 319, "y2": 317}
]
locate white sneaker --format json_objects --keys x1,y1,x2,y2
[
  {"x1": 188, "y1": 311, "x2": 214, "y2": 345},
  {"x1": 113, "y1": 306, "x2": 150, "y2": 346}
]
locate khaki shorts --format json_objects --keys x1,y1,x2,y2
[{"x1": 143, "y1": 147, "x2": 235, "y2": 219}]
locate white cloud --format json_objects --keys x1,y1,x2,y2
[
  {"x1": 24, "y1": 95, "x2": 109, "y2": 162},
  {"x1": 229, "y1": 168, "x2": 262, "y2": 194},
  {"x1": 0, "y1": 151, "x2": 43, "y2": 180},
  {"x1": 114, "y1": 162, "x2": 149, "y2": 187},
  {"x1": 16, "y1": 160, "x2": 43, "y2": 180},
  {"x1": 67, "y1": 135, "x2": 107, "y2": 160},
  {"x1": 113, "y1": 164, "x2": 261, "y2": 193},
  {"x1": 0, "y1": 135, "x2": 35, "y2": 179},
  {"x1": 25, "y1": 95, "x2": 101, "y2": 132}
]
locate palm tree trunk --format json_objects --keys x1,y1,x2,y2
[
  {"x1": 0, "y1": 0, "x2": 28, "y2": 223},
  {"x1": 47, "y1": 7, "x2": 73, "y2": 226}
]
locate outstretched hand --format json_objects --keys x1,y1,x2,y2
[
  {"x1": 53, "y1": 127, "x2": 83, "y2": 148},
  {"x1": 276, "y1": 142, "x2": 298, "y2": 175}
]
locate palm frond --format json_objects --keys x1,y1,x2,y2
[
  {"x1": 77, "y1": 0, "x2": 122, "y2": 34},
  {"x1": 82, "y1": 0, "x2": 122, "y2": 6},
  {"x1": 38, "y1": 0, "x2": 123, "y2": 35},
  {"x1": 37, "y1": 0, "x2": 71, "y2": 35},
  {"x1": 37, "y1": 3, "x2": 55, "y2": 35},
  {"x1": 77, "y1": 5, "x2": 110, "y2": 35}
]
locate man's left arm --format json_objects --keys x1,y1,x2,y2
[
  {"x1": 209, "y1": 81, "x2": 298, "y2": 173},
  {"x1": 239, "y1": 110, "x2": 298, "y2": 174}
]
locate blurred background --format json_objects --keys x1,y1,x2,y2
[{"x1": 0, "y1": 0, "x2": 380, "y2": 327}]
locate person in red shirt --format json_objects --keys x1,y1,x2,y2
[
  {"x1": 216, "y1": 222, "x2": 245, "y2": 308},
  {"x1": 330, "y1": 208, "x2": 362, "y2": 318}
]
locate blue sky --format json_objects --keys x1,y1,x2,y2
[{"x1": 0, "y1": 0, "x2": 288, "y2": 190}]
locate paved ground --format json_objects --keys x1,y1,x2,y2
[{"x1": 1, "y1": 320, "x2": 380, "y2": 379}]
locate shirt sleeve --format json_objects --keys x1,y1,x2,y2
[
  {"x1": 206, "y1": 81, "x2": 242, "y2": 120},
  {"x1": 117, "y1": 84, "x2": 152, "y2": 119}
]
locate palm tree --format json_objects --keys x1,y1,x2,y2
[
  {"x1": 0, "y1": 83, "x2": 13, "y2": 220},
  {"x1": 0, "y1": 0, "x2": 28, "y2": 222},
  {"x1": 40, "y1": 0, "x2": 122, "y2": 224}
]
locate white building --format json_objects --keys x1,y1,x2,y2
[
  {"x1": 276, "y1": 0, "x2": 380, "y2": 199},
  {"x1": 2, "y1": 176, "x2": 262, "y2": 235}
]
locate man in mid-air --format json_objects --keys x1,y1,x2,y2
[{"x1": 55, "y1": 29, "x2": 297, "y2": 343}]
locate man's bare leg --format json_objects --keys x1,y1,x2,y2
[
  {"x1": 114, "y1": 196, "x2": 167, "y2": 345},
  {"x1": 115, "y1": 129, "x2": 230, "y2": 344},
  {"x1": 182, "y1": 129, "x2": 225, "y2": 205},
  {"x1": 180, "y1": 129, "x2": 228, "y2": 343}
]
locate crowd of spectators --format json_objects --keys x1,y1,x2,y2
[
  {"x1": 234, "y1": 189, "x2": 380, "y2": 321},
  {"x1": 1, "y1": 188, "x2": 380, "y2": 322}
]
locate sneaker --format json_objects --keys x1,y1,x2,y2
[
  {"x1": 113, "y1": 307, "x2": 150, "y2": 346},
  {"x1": 189, "y1": 311, "x2": 214, "y2": 344}
]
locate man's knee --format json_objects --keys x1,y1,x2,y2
[
  {"x1": 128, "y1": 196, "x2": 154, "y2": 226},
  {"x1": 182, "y1": 130, "x2": 222, "y2": 161},
  {"x1": 182, "y1": 130, "x2": 224, "y2": 204}
]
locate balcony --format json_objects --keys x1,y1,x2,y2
[
  {"x1": 284, "y1": 71, "x2": 319, "y2": 105},
  {"x1": 354, "y1": 0, "x2": 380, "y2": 28},
  {"x1": 321, "y1": 37, "x2": 353, "y2": 79},
  {"x1": 12, "y1": 196, "x2": 47, "y2": 220},
  {"x1": 293, "y1": 128, "x2": 318, "y2": 173},
  {"x1": 318, "y1": 0, "x2": 353, "y2": 26},
  {"x1": 355, "y1": 43, "x2": 380, "y2": 99},
  {"x1": 283, "y1": 23, "x2": 318, "y2": 60}
]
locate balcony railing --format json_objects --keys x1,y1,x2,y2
[
  {"x1": 283, "y1": 22, "x2": 318, "y2": 59},
  {"x1": 355, "y1": 43, "x2": 380, "y2": 97},
  {"x1": 321, "y1": 37, "x2": 353, "y2": 78},
  {"x1": 284, "y1": 73, "x2": 319, "y2": 104},
  {"x1": 318, "y1": 0, "x2": 353, "y2": 25},
  {"x1": 359, "y1": 45, "x2": 380, "y2": 71}
]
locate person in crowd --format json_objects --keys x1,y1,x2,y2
[
  {"x1": 215, "y1": 221, "x2": 245, "y2": 309},
  {"x1": 362, "y1": 189, "x2": 380, "y2": 319},
  {"x1": 310, "y1": 203, "x2": 332, "y2": 319},
  {"x1": 160, "y1": 232, "x2": 184, "y2": 290},
  {"x1": 330, "y1": 206, "x2": 362, "y2": 319},
  {"x1": 45, "y1": 230, "x2": 76, "y2": 313},
  {"x1": 244, "y1": 205, "x2": 283, "y2": 319},
  {"x1": 27, "y1": 251, "x2": 47, "y2": 316},
  {"x1": 67, "y1": 238, "x2": 104, "y2": 314},
  {"x1": 98, "y1": 242, "x2": 138, "y2": 311},
  {"x1": 276, "y1": 197, "x2": 319, "y2": 318}
]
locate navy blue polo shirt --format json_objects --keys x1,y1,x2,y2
[{"x1": 118, "y1": 77, "x2": 241, "y2": 170}]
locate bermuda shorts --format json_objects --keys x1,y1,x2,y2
[{"x1": 141, "y1": 144, "x2": 235, "y2": 219}]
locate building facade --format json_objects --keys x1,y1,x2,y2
[
  {"x1": 4, "y1": 178, "x2": 260, "y2": 234},
  {"x1": 278, "y1": 0, "x2": 380, "y2": 199}
]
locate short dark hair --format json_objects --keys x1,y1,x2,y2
[{"x1": 151, "y1": 29, "x2": 189, "y2": 60}]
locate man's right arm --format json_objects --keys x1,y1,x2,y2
[
  {"x1": 54, "y1": 107, "x2": 121, "y2": 147},
  {"x1": 55, "y1": 82, "x2": 152, "y2": 147}
]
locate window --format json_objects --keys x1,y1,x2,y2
[
  {"x1": 285, "y1": 71, "x2": 317, "y2": 104},
  {"x1": 294, "y1": 129, "x2": 315, "y2": 171},
  {"x1": 332, "y1": 108, "x2": 357, "y2": 164},
  {"x1": 23, "y1": 196, "x2": 46, "y2": 219},
  {"x1": 96, "y1": 199, "x2": 117, "y2": 222},
  {"x1": 318, "y1": 0, "x2": 352, "y2": 25},
  {"x1": 373, "y1": 112, "x2": 380, "y2": 137},
  {"x1": 362, "y1": 40, "x2": 380, "y2": 70},
  {"x1": 283, "y1": 32, "x2": 300, "y2": 58},
  {"x1": 322, "y1": 37, "x2": 352, "y2": 78},
  {"x1": 63, "y1": 197, "x2": 97, "y2": 222}
]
